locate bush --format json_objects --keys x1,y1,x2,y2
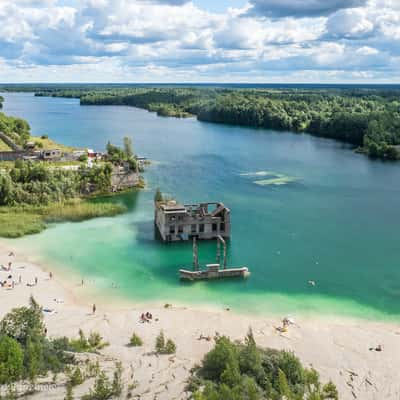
[
  {"x1": 41, "y1": 135, "x2": 48, "y2": 139},
  {"x1": 155, "y1": 330, "x2": 165, "y2": 353},
  {"x1": 81, "y1": 363, "x2": 123, "y2": 400},
  {"x1": 164, "y1": 339, "x2": 176, "y2": 355},
  {"x1": 129, "y1": 332, "x2": 143, "y2": 347},
  {"x1": 69, "y1": 366, "x2": 84, "y2": 386},
  {"x1": 155, "y1": 331, "x2": 176, "y2": 354},
  {"x1": 69, "y1": 330, "x2": 109, "y2": 353},
  {"x1": 190, "y1": 332, "x2": 338, "y2": 400}
]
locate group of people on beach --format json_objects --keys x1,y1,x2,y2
[
  {"x1": 1, "y1": 254, "x2": 46, "y2": 290},
  {"x1": 140, "y1": 312, "x2": 153, "y2": 323},
  {"x1": 0, "y1": 259, "x2": 16, "y2": 289}
]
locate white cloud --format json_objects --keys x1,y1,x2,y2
[
  {"x1": 0, "y1": 0, "x2": 399, "y2": 82},
  {"x1": 326, "y1": 8, "x2": 374, "y2": 39},
  {"x1": 356, "y1": 46, "x2": 379, "y2": 55}
]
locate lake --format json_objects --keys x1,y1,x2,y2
[{"x1": 2, "y1": 92, "x2": 400, "y2": 319}]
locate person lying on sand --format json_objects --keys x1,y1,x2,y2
[
  {"x1": 197, "y1": 334, "x2": 212, "y2": 341},
  {"x1": 140, "y1": 313, "x2": 152, "y2": 323},
  {"x1": 369, "y1": 344, "x2": 383, "y2": 352}
]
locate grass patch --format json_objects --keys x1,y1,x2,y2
[
  {"x1": 44, "y1": 199, "x2": 126, "y2": 222},
  {"x1": 0, "y1": 199, "x2": 127, "y2": 238},
  {"x1": 30, "y1": 135, "x2": 78, "y2": 152},
  {"x1": 0, "y1": 210, "x2": 46, "y2": 238}
]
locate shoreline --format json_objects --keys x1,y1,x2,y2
[
  {"x1": 1, "y1": 239, "x2": 400, "y2": 399},
  {"x1": 2, "y1": 237, "x2": 399, "y2": 323}
]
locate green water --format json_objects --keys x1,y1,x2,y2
[{"x1": 2, "y1": 92, "x2": 400, "y2": 320}]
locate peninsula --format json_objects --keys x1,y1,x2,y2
[{"x1": 0, "y1": 96, "x2": 144, "y2": 238}]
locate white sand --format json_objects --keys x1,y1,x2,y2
[{"x1": 1, "y1": 241, "x2": 399, "y2": 400}]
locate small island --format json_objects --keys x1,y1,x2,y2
[{"x1": 0, "y1": 96, "x2": 145, "y2": 238}]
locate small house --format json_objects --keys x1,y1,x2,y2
[{"x1": 42, "y1": 149, "x2": 62, "y2": 161}]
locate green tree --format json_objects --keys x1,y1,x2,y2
[
  {"x1": 0, "y1": 336, "x2": 24, "y2": 384},
  {"x1": 201, "y1": 336, "x2": 238, "y2": 381},
  {"x1": 155, "y1": 330, "x2": 165, "y2": 353},
  {"x1": 25, "y1": 335, "x2": 42, "y2": 383},
  {"x1": 123, "y1": 136, "x2": 133, "y2": 159},
  {"x1": 0, "y1": 296, "x2": 45, "y2": 345},
  {"x1": 220, "y1": 357, "x2": 241, "y2": 387}
]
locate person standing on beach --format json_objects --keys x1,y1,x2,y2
[
  {"x1": 18, "y1": 275, "x2": 22, "y2": 284},
  {"x1": 92, "y1": 304, "x2": 96, "y2": 314},
  {"x1": 35, "y1": 277, "x2": 38, "y2": 285},
  {"x1": 49, "y1": 272, "x2": 53, "y2": 279}
]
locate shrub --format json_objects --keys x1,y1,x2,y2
[
  {"x1": 190, "y1": 333, "x2": 338, "y2": 400},
  {"x1": 81, "y1": 363, "x2": 123, "y2": 400},
  {"x1": 69, "y1": 367, "x2": 84, "y2": 386},
  {"x1": 155, "y1": 331, "x2": 176, "y2": 355},
  {"x1": 41, "y1": 135, "x2": 48, "y2": 139},
  {"x1": 69, "y1": 330, "x2": 108, "y2": 353},
  {"x1": 164, "y1": 339, "x2": 176, "y2": 355},
  {"x1": 155, "y1": 330, "x2": 165, "y2": 353},
  {"x1": 129, "y1": 332, "x2": 143, "y2": 347}
]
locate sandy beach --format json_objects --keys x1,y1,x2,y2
[{"x1": 1, "y1": 241, "x2": 399, "y2": 400}]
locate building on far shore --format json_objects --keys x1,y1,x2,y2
[
  {"x1": 155, "y1": 200, "x2": 231, "y2": 242},
  {"x1": 42, "y1": 149, "x2": 62, "y2": 161}
]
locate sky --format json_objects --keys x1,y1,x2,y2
[{"x1": 0, "y1": 0, "x2": 400, "y2": 83}]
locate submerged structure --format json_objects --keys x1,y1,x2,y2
[
  {"x1": 155, "y1": 199, "x2": 231, "y2": 242},
  {"x1": 179, "y1": 236, "x2": 249, "y2": 281}
]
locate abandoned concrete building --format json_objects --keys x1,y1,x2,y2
[{"x1": 155, "y1": 200, "x2": 231, "y2": 242}]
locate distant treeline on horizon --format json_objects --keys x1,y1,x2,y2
[{"x1": 1, "y1": 82, "x2": 400, "y2": 90}]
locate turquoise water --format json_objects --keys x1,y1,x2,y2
[{"x1": 2, "y1": 92, "x2": 400, "y2": 319}]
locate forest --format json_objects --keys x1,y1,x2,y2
[{"x1": 27, "y1": 85, "x2": 400, "y2": 161}]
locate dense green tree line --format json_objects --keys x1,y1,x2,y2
[
  {"x1": 32, "y1": 86, "x2": 400, "y2": 160},
  {"x1": 189, "y1": 331, "x2": 338, "y2": 400},
  {"x1": 0, "y1": 160, "x2": 113, "y2": 206}
]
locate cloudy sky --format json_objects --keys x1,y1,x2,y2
[{"x1": 0, "y1": 0, "x2": 399, "y2": 83}]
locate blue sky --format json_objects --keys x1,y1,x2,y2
[{"x1": 0, "y1": 0, "x2": 399, "y2": 83}]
